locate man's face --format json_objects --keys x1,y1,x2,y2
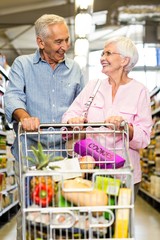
[{"x1": 37, "y1": 22, "x2": 70, "y2": 63}]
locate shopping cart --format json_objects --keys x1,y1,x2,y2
[{"x1": 17, "y1": 122, "x2": 135, "y2": 240}]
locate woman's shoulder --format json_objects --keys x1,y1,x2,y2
[
  {"x1": 128, "y1": 79, "x2": 151, "y2": 100},
  {"x1": 87, "y1": 78, "x2": 108, "y2": 86},
  {"x1": 131, "y1": 79, "x2": 147, "y2": 89},
  {"x1": 85, "y1": 79, "x2": 100, "y2": 88},
  {"x1": 79, "y1": 79, "x2": 101, "y2": 97}
]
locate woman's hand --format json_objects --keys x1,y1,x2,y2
[
  {"x1": 104, "y1": 116, "x2": 133, "y2": 141},
  {"x1": 67, "y1": 117, "x2": 88, "y2": 129},
  {"x1": 104, "y1": 116, "x2": 125, "y2": 130}
]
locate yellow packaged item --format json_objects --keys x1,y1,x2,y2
[{"x1": 114, "y1": 188, "x2": 132, "y2": 238}]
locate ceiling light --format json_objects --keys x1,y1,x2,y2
[
  {"x1": 75, "y1": 0, "x2": 94, "y2": 10},
  {"x1": 75, "y1": 13, "x2": 92, "y2": 37},
  {"x1": 74, "y1": 55, "x2": 87, "y2": 69},
  {"x1": 74, "y1": 38, "x2": 89, "y2": 56}
]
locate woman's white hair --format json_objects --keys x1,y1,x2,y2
[
  {"x1": 35, "y1": 14, "x2": 67, "y2": 39},
  {"x1": 104, "y1": 36, "x2": 139, "y2": 72}
]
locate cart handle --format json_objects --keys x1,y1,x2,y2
[{"x1": 38, "y1": 121, "x2": 128, "y2": 130}]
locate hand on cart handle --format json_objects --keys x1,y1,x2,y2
[
  {"x1": 64, "y1": 116, "x2": 128, "y2": 131},
  {"x1": 20, "y1": 116, "x2": 40, "y2": 131},
  {"x1": 104, "y1": 116, "x2": 133, "y2": 141},
  {"x1": 13, "y1": 108, "x2": 41, "y2": 131},
  {"x1": 67, "y1": 116, "x2": 88, "y2": 130},
  {"x1": 104, "y1": 116, "x2": 126, "y2": 130}
]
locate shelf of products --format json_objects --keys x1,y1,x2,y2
[
  {"x1": 0, "y1": 66, "x2": 19, "y2": 217},
  {"x1": 139, "y1": 86, "x2": 160, "y2": 210}
]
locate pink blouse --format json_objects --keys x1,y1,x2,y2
[{"x1": 62, "y1": 78, "x2": 153, "y2": 184}]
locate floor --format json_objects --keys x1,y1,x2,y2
[{"x1": 0, "y1": 196, "x2": 160, "y2": 240}]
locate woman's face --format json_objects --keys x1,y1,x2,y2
[
  {"x1": 100, "y1": 43, "x2": 125, "y2": 76},
  {"x1": 37, "y1": 22, "x2": 70, "y2": 63}
]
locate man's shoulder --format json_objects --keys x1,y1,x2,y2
[
  {"x1": 15, "y1": 51, "x2": 38, "y2": 63},
  {"x1": 14, "y1": 53, "x2": 35, "y2": 64}
]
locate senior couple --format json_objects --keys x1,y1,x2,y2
[{"x1": 4, "y1": 13, "x2": 152, "y2": 240}]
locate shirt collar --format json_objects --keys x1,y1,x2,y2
[
  {"x1": 33, "y1": 49, "x2": 42, "y2": 63},
  {"x1": 33, "y1": 49, "x2": 72, "y2": 69}
]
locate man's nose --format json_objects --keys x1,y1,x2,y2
[{"x1": 60, "y1": 40, "x2": 70, "y2": 50}]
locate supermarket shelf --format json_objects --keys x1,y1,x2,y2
[
  {"x1": 0, "y1": 150, "x2": 6, "y2": 154},
  {"x1": 1, "y1": 184, "x2": 17, "y2": 194},
  {"x1": 152, "y1": 106, "x2": 160, "y2": 116},
  {"x1": 7, "y1": 171, "x2": 15, "y2": 176},
  {"x1": 155, "y1": 171, "x2": 160, "y2": 176},
  {"x1": 141, "y1": 157, "x2": 148, "y2": 162},
  {"x1": 7, "y1": 157, "x2": 15, "y2": 161},
  {"x1": 0, "y1": 168, "x2": 7, "y2": 173},
  {"x1": 139, "y1": 187, "x2": 160, "y2": 203},
  {"x1": 0, "y1": 200, "x2": 19, "y2": 216},
  {"x1": 141, "y1": 157, "x2": 155, "y2": 165},
  {"x1": 0, "y1": 65, "x2": 18, "y2": 221},
  {"x1": 0, "y1": 130, "x2": 6, "y2": 136},
  {"x1": 155, "y1": 130, "x2": 160, "y2": 135},
  {"x1": 139, "y1": 187, "x2": 160, "y2": 212},
  {"x1": 148, "y1": 160, "x2": 155, "y2": 165},
  {"x1": 150, "y1": 86, "x2": 160, "y2": 98}
]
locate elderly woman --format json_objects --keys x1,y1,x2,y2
[{"x1": 62, "y1": 36, "x2": 153, "y2": 199}]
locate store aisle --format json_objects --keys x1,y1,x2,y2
[
  {"x1": 134, "y1": 195, "x2": 160, "y2": 240},
  {"x1": 0, "y1": 196, "x2": 160, "y2": 240}
]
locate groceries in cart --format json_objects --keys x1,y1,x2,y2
[
  {"x1": 74, "y1": 138, "x2": 125, "y2": 169},
  {"x1": 19, "y1": 124, "x2": 134, "y2": 239},
  {"x1": 30, "y1": 175, "x2": 55, "y2": 207},
  {"x1": 25, "y1": 171, "x2": 132, "y2": 239}
]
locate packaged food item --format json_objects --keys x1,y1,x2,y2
[
  {"x1": 114, "y1": 188, "x2": 131, "y2": 238},
  {"x1": 74, "y1": 138, "x2": 125, "y2": 169},
  {"x1": 61, "y1": 177, "x2": 108, "y2": 216},
  {"x1": 0, "y1": 172, "x2": 6, "y2": 191},
  {"x1": 95, "y1": 176, "x2": 121, "y2": 196}
]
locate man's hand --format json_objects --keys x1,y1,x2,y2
[
  {"x1": 13, "y1": 109, "x2": 40, "y2": 131},
  {"x1": 20, "y1": 116, "x2": 40, "y2": 131}
]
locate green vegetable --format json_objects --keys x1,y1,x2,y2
[{"x1": 26, "y1": 142, "x2": 64, "y2": 170}]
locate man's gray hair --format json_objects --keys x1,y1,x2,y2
[
  {"x1": 35, "y1": 14, "x2": 67, "y2": 38},
  {"x1": 104, "y1": 36, "x2": 139, "y2": 72}
]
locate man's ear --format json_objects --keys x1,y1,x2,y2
[{"x1": 36, "y1": 36, "x2": 44, "y2": 49}]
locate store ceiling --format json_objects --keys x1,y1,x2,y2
[{"x1": 0, "y1": 0, "x2": 160, "y2": 65}]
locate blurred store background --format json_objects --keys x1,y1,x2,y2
[{"x1": 0, "y1": 0, "x2": 160, "y2": 89}]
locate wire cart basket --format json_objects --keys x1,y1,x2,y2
[{"x1": 17, "y1": 122, "x2": 135, "y2": 240}]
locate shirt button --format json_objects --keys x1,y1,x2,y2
[{"x1": 52, "y1": 89, "x2": 54, "y2": 92}]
